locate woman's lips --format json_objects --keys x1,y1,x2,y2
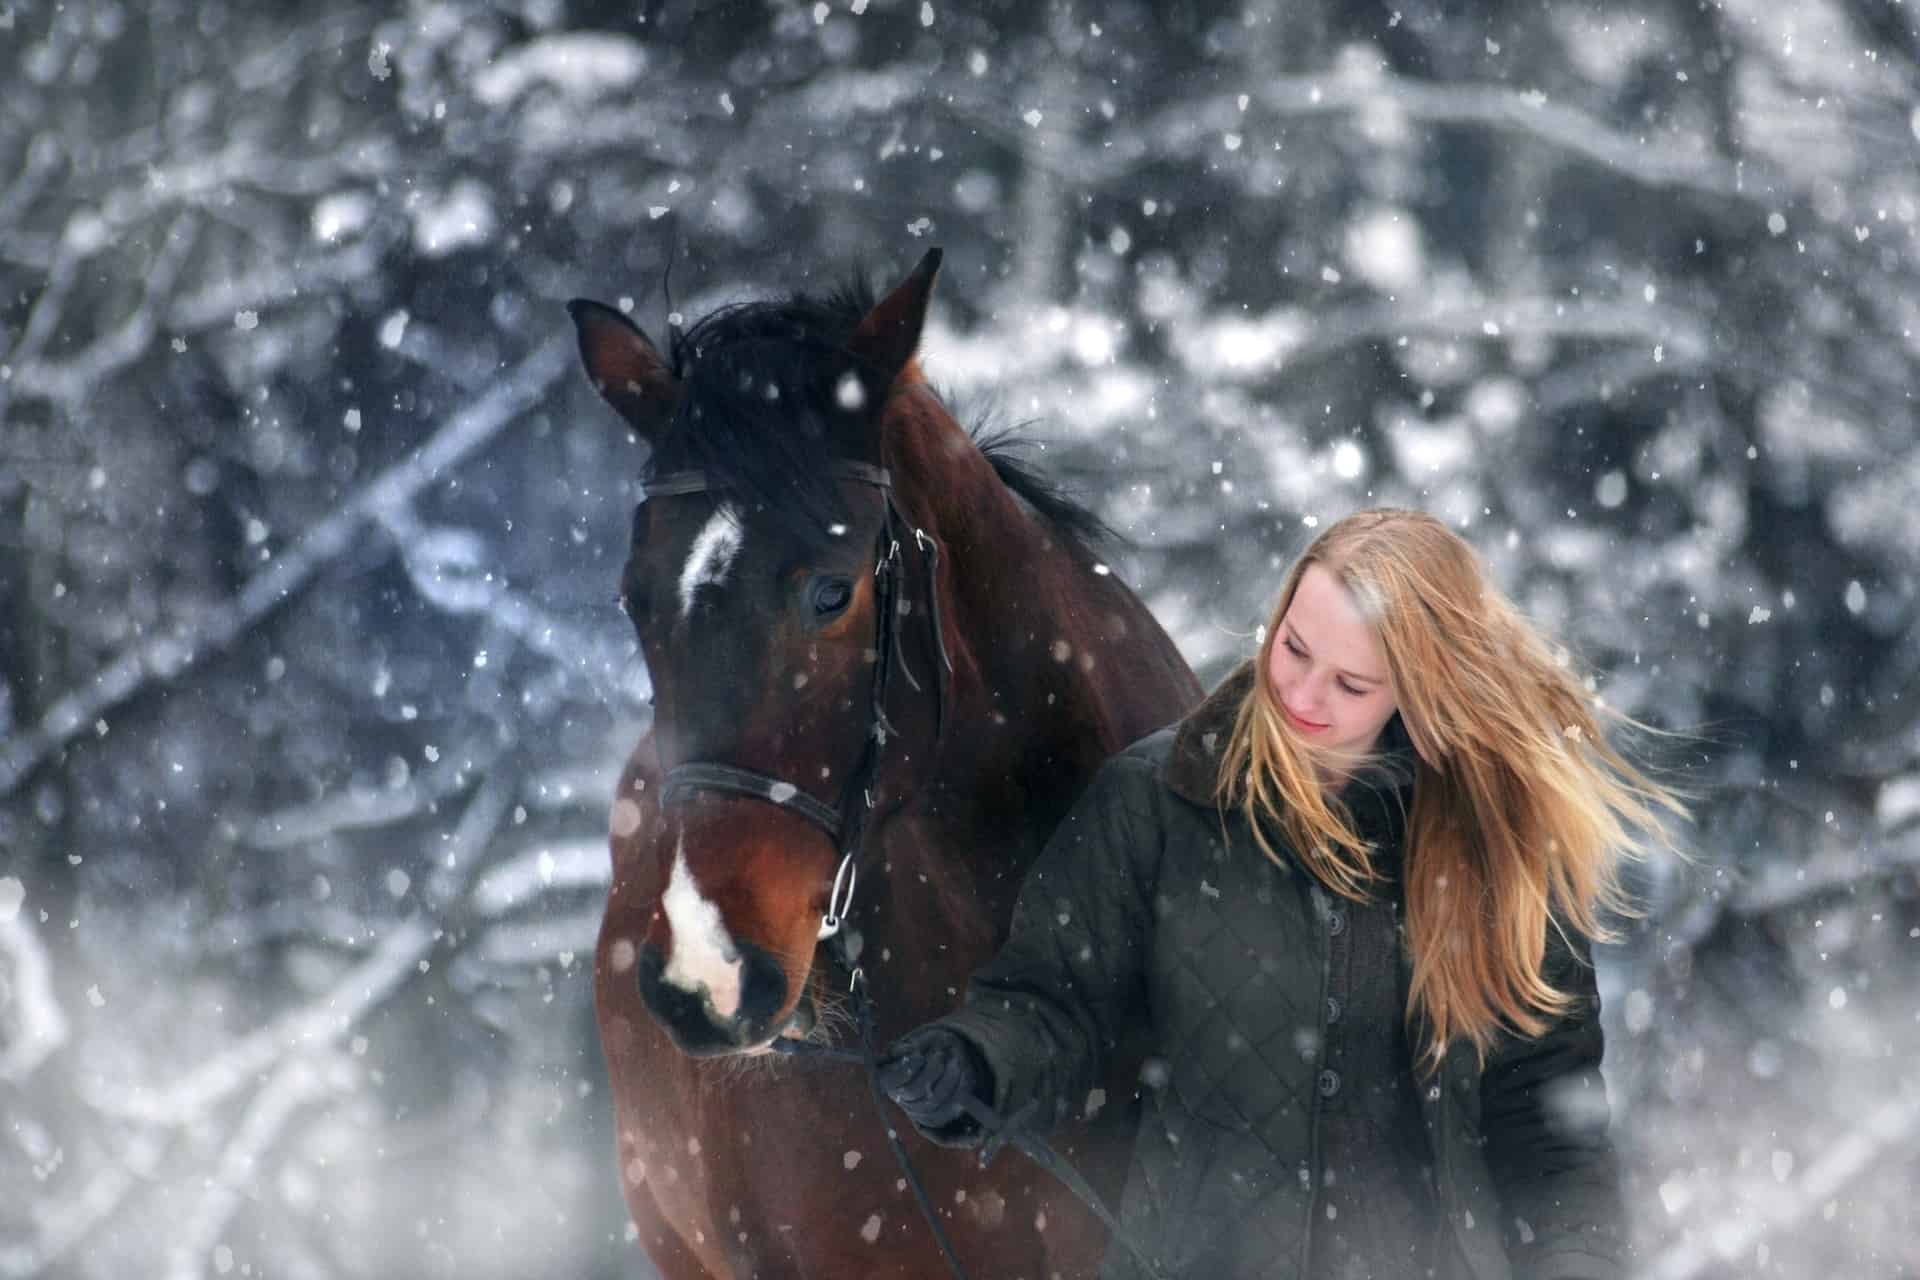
[{"x1": 1284, "y1": 706, "x2": 1328, "y2": 733}]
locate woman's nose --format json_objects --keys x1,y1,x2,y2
[{"x1": 1293, "y1": 673, "x2": 1332, "y2": 714}]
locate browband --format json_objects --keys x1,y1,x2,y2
[{"x1": 642, "y1": 461, "x2": 892, "y2": 498}]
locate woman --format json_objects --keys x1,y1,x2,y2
[{"x1": 877, "y1": 508, "x2": 1684, "y2": 1280}]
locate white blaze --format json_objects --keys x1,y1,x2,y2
[
  {"x1": 678, "y1": 503, "x2": 743, "y2": 619},
  {"x1": 660, "y1": 832, "x2": 743, "y2": 1019}
]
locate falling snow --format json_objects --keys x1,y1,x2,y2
[{"x1": 2, "y1": 4, "x2": 1916, "y2": 1278}]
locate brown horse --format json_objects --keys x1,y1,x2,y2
[{"x1": 575, "y1": 251, "x2": 1200, "y2": 1279}]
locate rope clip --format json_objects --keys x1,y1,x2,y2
[{"x1": 818, "y1": 852, "x2": 857, "y2": 939}]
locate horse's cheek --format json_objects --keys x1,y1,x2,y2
[{"x1": 729, "y1": 838, "x2": 834, "y2": 994}]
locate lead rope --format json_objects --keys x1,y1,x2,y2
[
  {"x1": 850, "y1": 969, "x2": 975, "y2": 1280},
  {"x1": 772, "y1": 972, "x2": 1169, "y2": 1280}
]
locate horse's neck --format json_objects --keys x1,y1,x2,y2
[
  {"x1": 894, "y1": 428, "x2": 1181, "y2": 809},
  {"x1": 866, "y1": 434, "x2": 1177, "y2": 1018}
]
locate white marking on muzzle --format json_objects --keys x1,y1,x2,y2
[
  {"x1": 678, "y1": 503, "x2": 742, "y2": 620},
  {"x1": 659, "y1": 831, "x2": 743, "y2": 1020}
]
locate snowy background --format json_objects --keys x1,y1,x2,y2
[{"x1": 2, "y1": 1, "x2": 1918, "y2": 1276}]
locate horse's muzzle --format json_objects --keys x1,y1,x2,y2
[{"x1": 635, "y1": 939, "x2": 790, "y2": 1056}]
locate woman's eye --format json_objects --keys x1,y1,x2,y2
[
  {"x1": 810, "y1": 577, "x2": 853, "y2": 617},
  {"x1": 1283, "y1": 637, "x2": 1306, "y2": 658},
  {"x1": 1337, "y1": 680, "x2": 1364, "y2": 697}
]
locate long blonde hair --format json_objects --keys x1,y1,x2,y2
[{"x1": 1216, "y1": 508, "x2": 1686, "y2": 1071}]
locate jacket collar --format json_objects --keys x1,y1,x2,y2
[
  {"x1": 1166, "y1": 659, "x2": 1258, "y2": 807},
  {"x1": 1165, "y1": 658, "x2": 1418, "y2": 813}
]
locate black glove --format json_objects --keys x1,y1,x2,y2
[{"x1": 876, "y1": 1027, "x2": 987, "y2": 1132}]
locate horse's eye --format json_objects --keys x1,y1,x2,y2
[{"x1": 809, "y1": 577, "x2": 853, "y2": 618}]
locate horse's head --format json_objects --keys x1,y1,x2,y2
[{"x1": 573, "y1": 252, "x2": 946, "y2": 1056}]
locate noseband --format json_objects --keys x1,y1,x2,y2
[{"x1": 643, "y1": 460, "x2": 951, "y2": 943}]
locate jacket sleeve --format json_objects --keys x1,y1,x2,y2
[
  {"x1": 1479, "y1": 927, "x2": 1628, "y2": 1280},
  {"x1": 912, "y1": 752, "x2": 1164, "y2": 1147}
]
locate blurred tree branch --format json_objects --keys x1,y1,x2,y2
[
  {"x1": 0, "y1": 336, "x2": 571, "y2": 798},
  {"x1": 84, "y1": 918, "x2": 433, "y2": 1126},
  {"x1": 1642, "y1": 1075, "x2": 1920, "y2": 1280}
]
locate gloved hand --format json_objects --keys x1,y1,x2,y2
[{"x1": 876, "y1": 1027, "x2": 988, "y2": 1132}]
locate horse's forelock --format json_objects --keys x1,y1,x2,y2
[
  {"x1": 647, "y1": 283, "x2": 881, "y2": 535},
  {"x1": 645, "y1": 272, "x2": 1109, "y2": 557}
]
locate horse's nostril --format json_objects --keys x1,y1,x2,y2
[
  {"x1": 634, "y1": 942, "x2": 725, "y2": 1054},
  {"x1": 733, "y1": 941, "x2": 789, "y2": 1032},
  {"x1": 635, "y1": 938, "x2": 791, "y2": 1054}
]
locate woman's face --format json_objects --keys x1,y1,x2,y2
[{"x1": 1265, "y1": 563, "x2": 1400, "y2": 766}]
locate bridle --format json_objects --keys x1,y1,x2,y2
[
  {"x1": 642, "y1": 459, "x2": 950, "y2": 950},
  {"x1": 639, "y1": 459, "x2": 1163, "y2": 1280}
]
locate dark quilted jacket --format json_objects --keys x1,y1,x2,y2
[{"x1": 926, "y1": 662, "x2": 1628, "y2": 1280}]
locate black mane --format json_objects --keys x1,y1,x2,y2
[
  {"x1": 648, "y1": 280, "x2": 876, "y2": 533},
  {"x1": 647, "y1": 274, "x2": 1110, "y2": 548},
  {"x1": 972, "y1": 426, "x2": 1118, "y2": 550}
]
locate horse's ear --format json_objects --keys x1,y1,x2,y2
[
  {"x1": 848, "y1": 247, "x2": 942, "y2": 398},
  {"x1": 567, "y1": 299, "x2": 679, "y2": 442}
]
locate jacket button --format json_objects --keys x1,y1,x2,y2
[
  {"x1": 1325, "y1": 997, "x2": 1342, "y2": 1024},
  {"x1": 1327, "y1": 910, "x2": 1346, "y2": 937},
  {"x1": 1317, "y1": 1069, "x2": 1342, "y2": 1098}
]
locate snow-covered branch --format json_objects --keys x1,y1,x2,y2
[
  {"x1": 1732, "y1": 824, "x2": 1920, "y2": 918},
  {"x1": 0, "y1": 1132, "x2": 167, "y2": 1279},
  {"x1": 422, "y1": 772, "x2": 517, "y2": 913},
  {"x1": 245, "y1": 745, "x2": 503, "y2": 851},
  {"x1": 164, "y1": 238, "x2": 386, "y2": 334},
  {"x1": 0, "y1": 334, "x2": 573, "y2": 798},
  {"x1": 453, "y1": 911, "x2": 601, "y2": 981},
  {"x1": 229, "y1": 9, "x2": 380, "y2": 92},
  {"x1": 1643, "y1": 1077, "x2": 1920, "y2": 1280},
  {"x1": 1531, "y1": 347, "x2": 1708, "y2": 416},
  {"x1": 6, "y1": 211, "x2": 202, "y2": 405},
  {"x1": 1, "y1": 130, "x2": 393, "y2": 385},
  {"x1": 1170, "y1": 295, "x2": 1712, "y2": 382},
  {"x1": 162, "y1": 1054, "x2": 350, "y2": 1280},
  {"x1": 929, "y1": 69, "x2": 1768, "y2": 202},
  {"x1": 0, "y1": 911, "x2": 69, "y2": 1083},
  {"x1": 1250, "y1": 73, "x2": 1756, "y2": 200},
  {"x1": 200, "y1": 904, "x2": 399, "y2": 955},
  {"x1": 377, "y1": 501, "x2": 649, "y2": 712},
  {"x1": 467, "y1": 839, "x2": 611, "y2": 919},
  {"x1": 0, "y1": 135, "x2": 62, "y2": 230},
  {"x1": 85, "y1": 918, "x2": 432, "y2": 1125},
  {"x1": 520, "y1": 761, "x2": 626, "y2": 815}
]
